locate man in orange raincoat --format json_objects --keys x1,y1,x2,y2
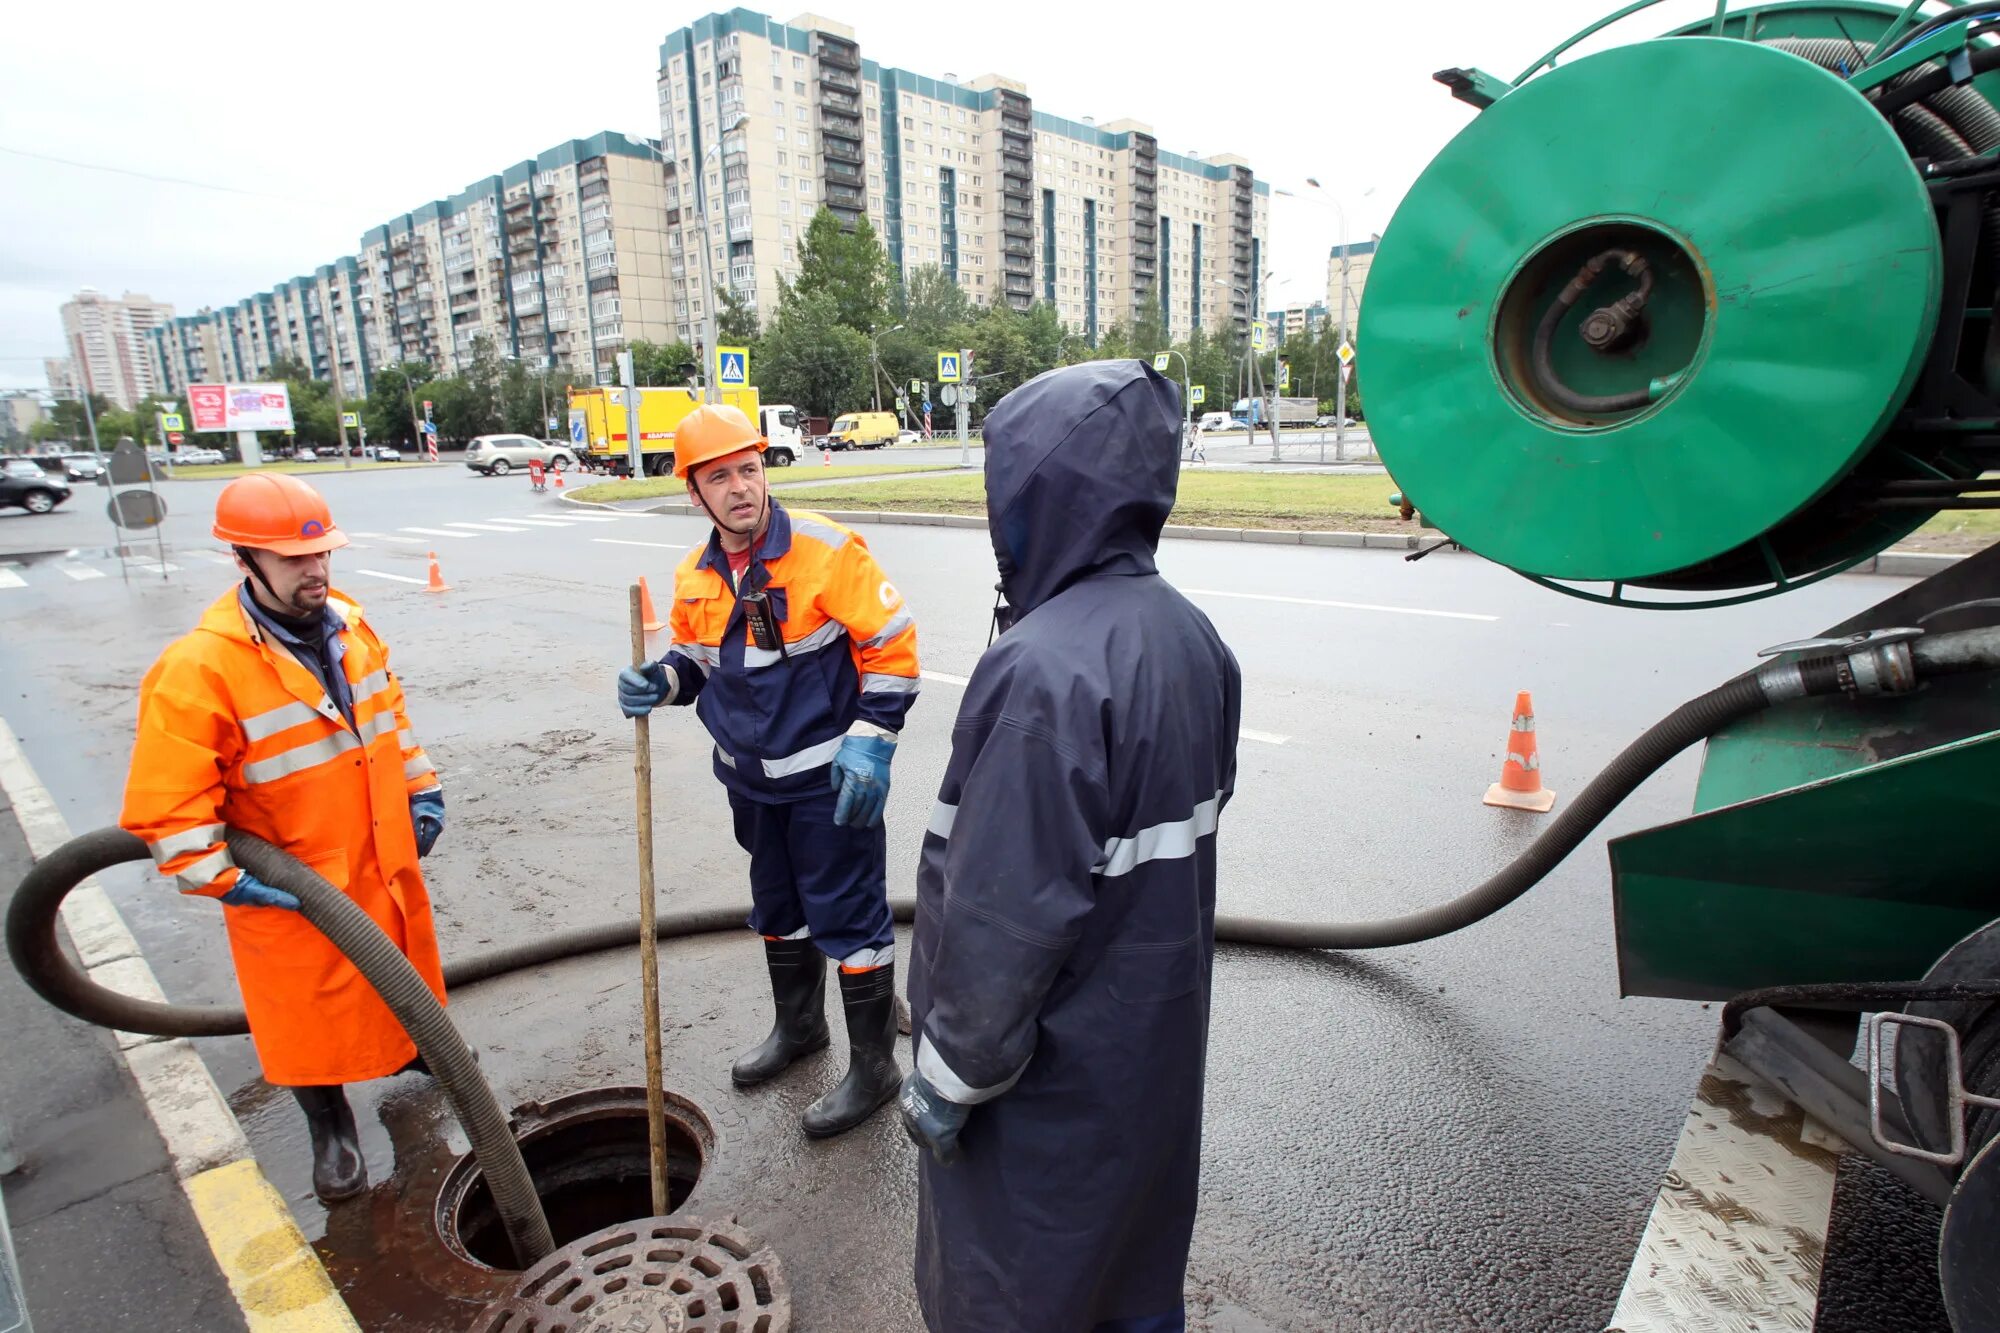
[{"x1": 121, "y1": 473, "x2": 446, "y2": 1201}]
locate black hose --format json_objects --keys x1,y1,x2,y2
[
  {"x1": 4, "y1": 828, "x2": 555, "y2": 1269},
  {"x1": 1215, "y1": 671, "x2": 1777, "y2": 949},
  {"x1": 230, "y1": 832, "x2": 555, "y2": 1269},
  {"x1": 1529, "y1": 249, "x2": 1658, "y2": 417}
]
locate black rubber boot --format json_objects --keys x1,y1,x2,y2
[
  {"x1": 802, "y1": 962, "x2": 903, "y2": 1138},
  {"x1": 731, "y1": 937, "x2": 830, "y2": 1088},
  {"x1": 291, "y1": 1085, "x2": 366, "y2": 1202}
]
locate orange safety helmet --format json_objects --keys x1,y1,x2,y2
[
  {"x1": 672, "y1": 403, "x2": 766, "y2": 479},
  {"x1": 212, "y1": 473, "x2": 350, "y2": 556}
]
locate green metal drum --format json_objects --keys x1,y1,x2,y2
[{"x1": 1365, "y1": 36, "x2": 1941, "y2": 587}]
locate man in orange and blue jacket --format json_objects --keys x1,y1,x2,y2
[{"x1": 617, "y1": 403, "x2": 919, "y2": 1138}]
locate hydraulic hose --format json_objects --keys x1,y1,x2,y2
[{"x1": 7, "y1": 828, "x2": 555, "y2": 1270}]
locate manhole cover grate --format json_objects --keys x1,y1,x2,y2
[{"x1": 469, "y1": 1215, "x2": 789, "y2": 1333}]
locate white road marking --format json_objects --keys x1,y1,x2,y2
[
  {"x1": 352, "y1": 568, "x2": 427, "y2": 585},
  {"x1": 546, "y1": 512, "x2": 620, "y2": 523},
  {"x1": 1182, "y1": 588, "x2": 1499, "y2": 623},
  {"x1": 0, "y1": 568, "x2": 24, "y2": 590},
  {"x1": 593, "y1": 538, "x2": 688, "y2": 550},
  {"x1": 493, "y1": 516, "x2": 574, "y2": 528},
  {"x1": 353, "y1": 531, "x2": 427, "y2": 544},
  {"x1": 447, "y1": 522, "x2": 535, "y2": 534},
  {"x1": 401, "y1": 526, "x2": 476, "y2": 539},
  {"x1": 127, "y1": 562, "x2": 179, "y2": 575},
  {"x1": 60, "y1": 564, "x2": 106, "y2": 581},
  {"x1": 192, "y1": 551, "x2": 238, "y2": 564},
  {"x1": 920, "y1": 670, "x2": 971, "y2": 687}
]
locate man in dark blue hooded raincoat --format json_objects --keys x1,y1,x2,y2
[{"x1": 900, "y1": 360, "x2": 1242, "y2": 1332}]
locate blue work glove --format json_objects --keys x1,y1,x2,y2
[
  {"x1": 410, "y1": 788, "x2": 445, "y2": 858},
  {"x1": 899, "y1": 1070, "x2": 970, "y2": 1165},
  {"x1": 617, "y1": 661, "x2": 672, "y2": 718},
  {"x1": 829, "y1": 733, "x2": 896, "y2": 828},
  {"x1": 217, "y1": 870, "x2": 300, "y2": 911}
]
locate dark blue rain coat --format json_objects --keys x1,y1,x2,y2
[{"x1": 910, "y1": 360, "x2": 1242, "y2": 1331}]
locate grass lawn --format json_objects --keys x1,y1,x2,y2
[
  {"x1": 158, "y1": 460, "x2": 419, "y2": 481},
  {"x1": 1908, "y1": 506, "x2": 2000, "y2": 553},
  {"x1": 571, "y1": 463, "x2": 962, "y2": 505},
  {"x1": 775, "y1": 471, "x2": 1420, "y2": 531}
]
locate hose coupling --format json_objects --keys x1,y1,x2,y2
[{"x1": 1756, "y1": 627, "x2": 1924, "y2": 701}]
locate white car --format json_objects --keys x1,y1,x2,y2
[
  {"x1": 897, "y1": 430, "x2": 921, "y2": 445},
  {"x1": 366, "y1": 446, "x2": 404, "y2": 462},
  {"x1": 464, "y1": 434, "x2": 576, "y2": 476},
  {"x1": 174, "y1": 448, "x2": 226, "y2": 464}
]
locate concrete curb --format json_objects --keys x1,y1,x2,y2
[
  {"x1": 560, "y1": 491, "x2": 1968, "y2": 577},
  {"x1": 0, "y1": 719, "x2": 359, "y2": 1332}
]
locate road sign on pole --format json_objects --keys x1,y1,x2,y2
[
  {"x1": 340, "y1": 412, "x2": 359, "y2": 429},
  {"x1": 1191, "y1": 385, "x2": 1206, "y2": 405},
  {"x1": 937, "y1": 352, "x2": 962, "y2": 383},
  {"x1": 1337, "y1": 342, "x2": 1355, "y2": 366},
  {"x1": 1279, "y1": 360, "x2": 1291, "y2": 392},
  {"x1": 1251, "y1": 321, "x2": 1270, "y2": 352},
  {"x1": 1152, "y1": 353, "x2": 1171, "y2": 372},
  {"x1": 167, "y1": 431, "x2": 184, "y2": 445},
  {"x1": 160, "y1": 413, "x2": 185, "y2": 432},
  {"x1": 716, "y1": 346, "x2": 750, "y2": 387}
]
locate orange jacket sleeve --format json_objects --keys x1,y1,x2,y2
[
  {"x1": 120, "y1": 651, "x2": 242, "y2": 897},
  {"x1": 821, "y1": 532, "x2": 920, "y2": 733},
  {"x1": 371, "y1": 634, "x2": 437, "y2": 794}
]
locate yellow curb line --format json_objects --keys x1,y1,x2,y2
[{"x1": 186, "y1": 1160, "x2": 359, "y2": 1331}]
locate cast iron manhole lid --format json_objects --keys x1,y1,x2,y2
[{"x1": 469, "y1": 1215, "x2": 790, "y2": 1333}]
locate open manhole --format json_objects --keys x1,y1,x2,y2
[
  {"x1": 436, "y1": 1086, "x2": 713, "y2": 1272},
  {"x1": 469, "y1": 1215, "x2": 791, "y2": 1333}
]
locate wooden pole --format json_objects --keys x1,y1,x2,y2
[{"x1": 629, "y1": 584, "x2": 670, "y2": 1217}]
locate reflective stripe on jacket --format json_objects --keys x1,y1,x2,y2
[
  {"x1": 119, "y1": 586, "x2": 443, "y2": 1085},
  {"x1": 660, "y1": 501, "x2": 919, "y2": 802}
]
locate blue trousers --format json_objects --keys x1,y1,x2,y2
[
  {"x1": 1094, "y1": 1309, "x2": 1186, "y2": 1333},
  {"x1": 730, "y1": 788, "x2": 893, "y2": 967}
]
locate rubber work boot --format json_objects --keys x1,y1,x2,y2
[
  {"x1": 292, "y1": 1085, "x2": 366, "y2": 1202},
  {"x1": 802, "y1": 962, "x2": 903, "y2": 1138},
  {"x1": 731, "y1": 937, "x2": 831, "y2": 1088}
]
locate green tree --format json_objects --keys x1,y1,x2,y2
[
  {"x1": 717, "y1": 288, "x2": 761, "y2": 345},
  {"x1": 756, "y1": 289, "x2": 872, "y2": 417},
  {"x1": 787, "y1": 208, "x2": 891, "y2": 331},
  {"x1": 364, "y1": 362, "x2": 435, "y2": 446},
  {"x1": 628, "y1": 339, "x2": 699, "y2": 388},
  {"x1": 48, "y1": 394, "x2": 110, "y2": 446},
  {"x1": 1129, "y1": 288, "x2": 1167, "y2": 361}
]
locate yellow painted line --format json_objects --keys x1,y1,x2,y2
[{"x1": 184, "y1": 1159, "x2": 360, "y2": 1331}]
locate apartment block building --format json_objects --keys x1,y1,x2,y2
[
  {"x1": 58, "y1": 289, "x2": 174, "y2": 409},
  {"x1": 1326, "y1": 238, "x2": 1378, "y2": 335},
  {"x1": 654, "y1": 9, "x2": 1267, "y2": 346},
  {"x1": 1266, "y1": 303, "x2": 1330, "y2": 346},
  {"x1": 43, "y1": 358, "x2": 78, "y2": 403},
  {"x1": 357, "y1": 132, "x2": 674, "y2": 384},
  {"x1": 148, "y1": 259, "x2": 373, "y2": 400}
]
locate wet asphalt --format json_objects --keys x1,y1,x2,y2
[{"x1": 0, "y1": 463, "x2": 1920, "y2": 1330}]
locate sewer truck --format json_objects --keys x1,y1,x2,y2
[
  {"x1": 567, "y1": 386, "x2": 801, "y2": 476},
  {"x1": 1366, "y1": 3, "x2": 2000, "y2": 1328}
]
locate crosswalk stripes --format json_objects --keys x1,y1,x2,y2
[
  {"x1": 352, "y1": 532, "x2": 427, "y2": 544},
  {"x1": 446, "y1": 522, "x2": 535, "y2": 534},
  {"x1": 0, "y1": 568, "x2": 23, "y2": 590},
  {"x1": 191, "y1": 551, "x2": 238, "y2": 565},
  {"x1": 60, "y1": 565, "x2": 105, "y2": 581},
  {"x1": 399, "y1": 527, "x2": 476, "y2": 539},
  {"x1": 545, "y1": 513, "x2": 620, "y2": 523},
  {"x1": 491, "y1": 516, "x2": 574, "y2": 528}
]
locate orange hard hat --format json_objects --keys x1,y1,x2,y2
[
  {"x1": 212, "y1": 473, "x2": 349, "y2": 556},
  {"x1": 673, "y1": 403, "x2": 766, "y2": 479}
]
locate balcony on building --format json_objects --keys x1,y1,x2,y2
[
  {"x1": 819, "y1": 65, "x2": 860, "y2": 96},
  {"x1": 1003, "y1": 238, "x2": 1034, "y2": 259},
  {"x1": 815, "y1": 36, "x2": 860, "y2": 71},
  {"x1": 504, "y1": 193, "x2": 534, "y2": 214},
  {"x1": 820, "y1": 106, "x2": 863, "y2": 142},
  {"x1": 824, "y1": 181, "x2": 866, "y2": 213},
  {"x1": 820, "y1": 85, "x2": 861, "y2": 115},
  {"x1": 824, "y1": 138, "x2": 864, "y2": 167},
  {"x1": 825, "y1": 158, "x2": 864, "y2": 186},
  {"x1": 514, "y1": 290, "x2": 543, "y2": 313},
  {"x1": 1003, "y1": 215, "x2": 1033, "y2": 241}
]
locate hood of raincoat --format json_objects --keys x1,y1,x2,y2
[{"x1": 981, "y1": 360, "x2": 1182, "y2": 616}]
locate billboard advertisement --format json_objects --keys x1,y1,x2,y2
[{"x1": 188, "y1": 383, "x2": 294, "y2": 433}]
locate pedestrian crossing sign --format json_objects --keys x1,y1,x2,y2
[
  {"x1": 1152, "y1": 353, "x2": 1171, "y2": 372},
  {"x1": 1191, "y1": 385, "x2": 1206, "y2": 404},
  {"x1": 1251, "y1": 321, "x2": 1270, "y2": 352},
  {"x1": 938, "y1": 352, "x2": 962, "y2": 383},
  {"x1": 340, "y1": 412, "x2": 359, "y2": 429},
  {"x1": 717, "y1": 346, "x2": 750, "y2": 386},
  {"x1": 161, "y1": 413, "x2": 185, "y2": 431}
]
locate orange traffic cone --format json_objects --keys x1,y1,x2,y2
[
  {"x1": 425, "y1": 551, "x2": 450, "y2": 594},
  {"x1": 1484, "y1": 691, "x2": 1556, "y2": 813},
  {"x1": 553, "y1": 468, "x2": 564, "y2": 489},
  {"x1": 638, "y1": 576, "x2": 664, "y2": 633},
  {"x1": 822, "y1": 447, "x2": 831, "y2": 467}
]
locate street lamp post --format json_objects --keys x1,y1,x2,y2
[
  {"x1": 870, "y1": 323, "x2": 904, "y2": 411},
  {"x1": 1279, "y1": 178, "x2": 1374, "y2": 462},
  {"x1": 1218, "y1": 277, "x2": 1278, "y2": 462},
  {"x1": 1154, "y1": 348, "x2": 1192, "y2": 454}
]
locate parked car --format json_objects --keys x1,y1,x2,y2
[
  {"x1": 464, "y1": 434, "x2": 576, "y2": 476},
  {"x1": 897, "y1": 429, "x2": 921, "y2": 445},
  {"x1": 1197, "y1": 411, "x2": 1235, "y2": 433},
  {"x1": 1313, "y1": 415, "x2": 1358, "y2": 428},
  {"x1": 178, "y1": 447, "x2": 227, "y2": 464},
  {"x1": 295, "y1": 448, "x2": 318, "y2": 461},
  {"x1": 0, "y1": 459, "x2": 72, "y2": 514},
  {"x1": 36, "y1": 453, "x2": 104, "y2": 483},
  {"x1": 367, "y1": 445, "x2": 404, "y2": 462}
]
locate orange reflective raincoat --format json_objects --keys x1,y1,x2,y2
[{"x1": 120, "y1": 587, "x2": 443, "y2": 1086}]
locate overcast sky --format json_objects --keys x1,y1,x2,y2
[{"x1": 0, "y1": 0, "x2": 1732, "y2": 393}]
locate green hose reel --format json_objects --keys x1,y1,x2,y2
[{"x1": 1368, "y1": 32, "x2": 1967, "y2": 601}]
